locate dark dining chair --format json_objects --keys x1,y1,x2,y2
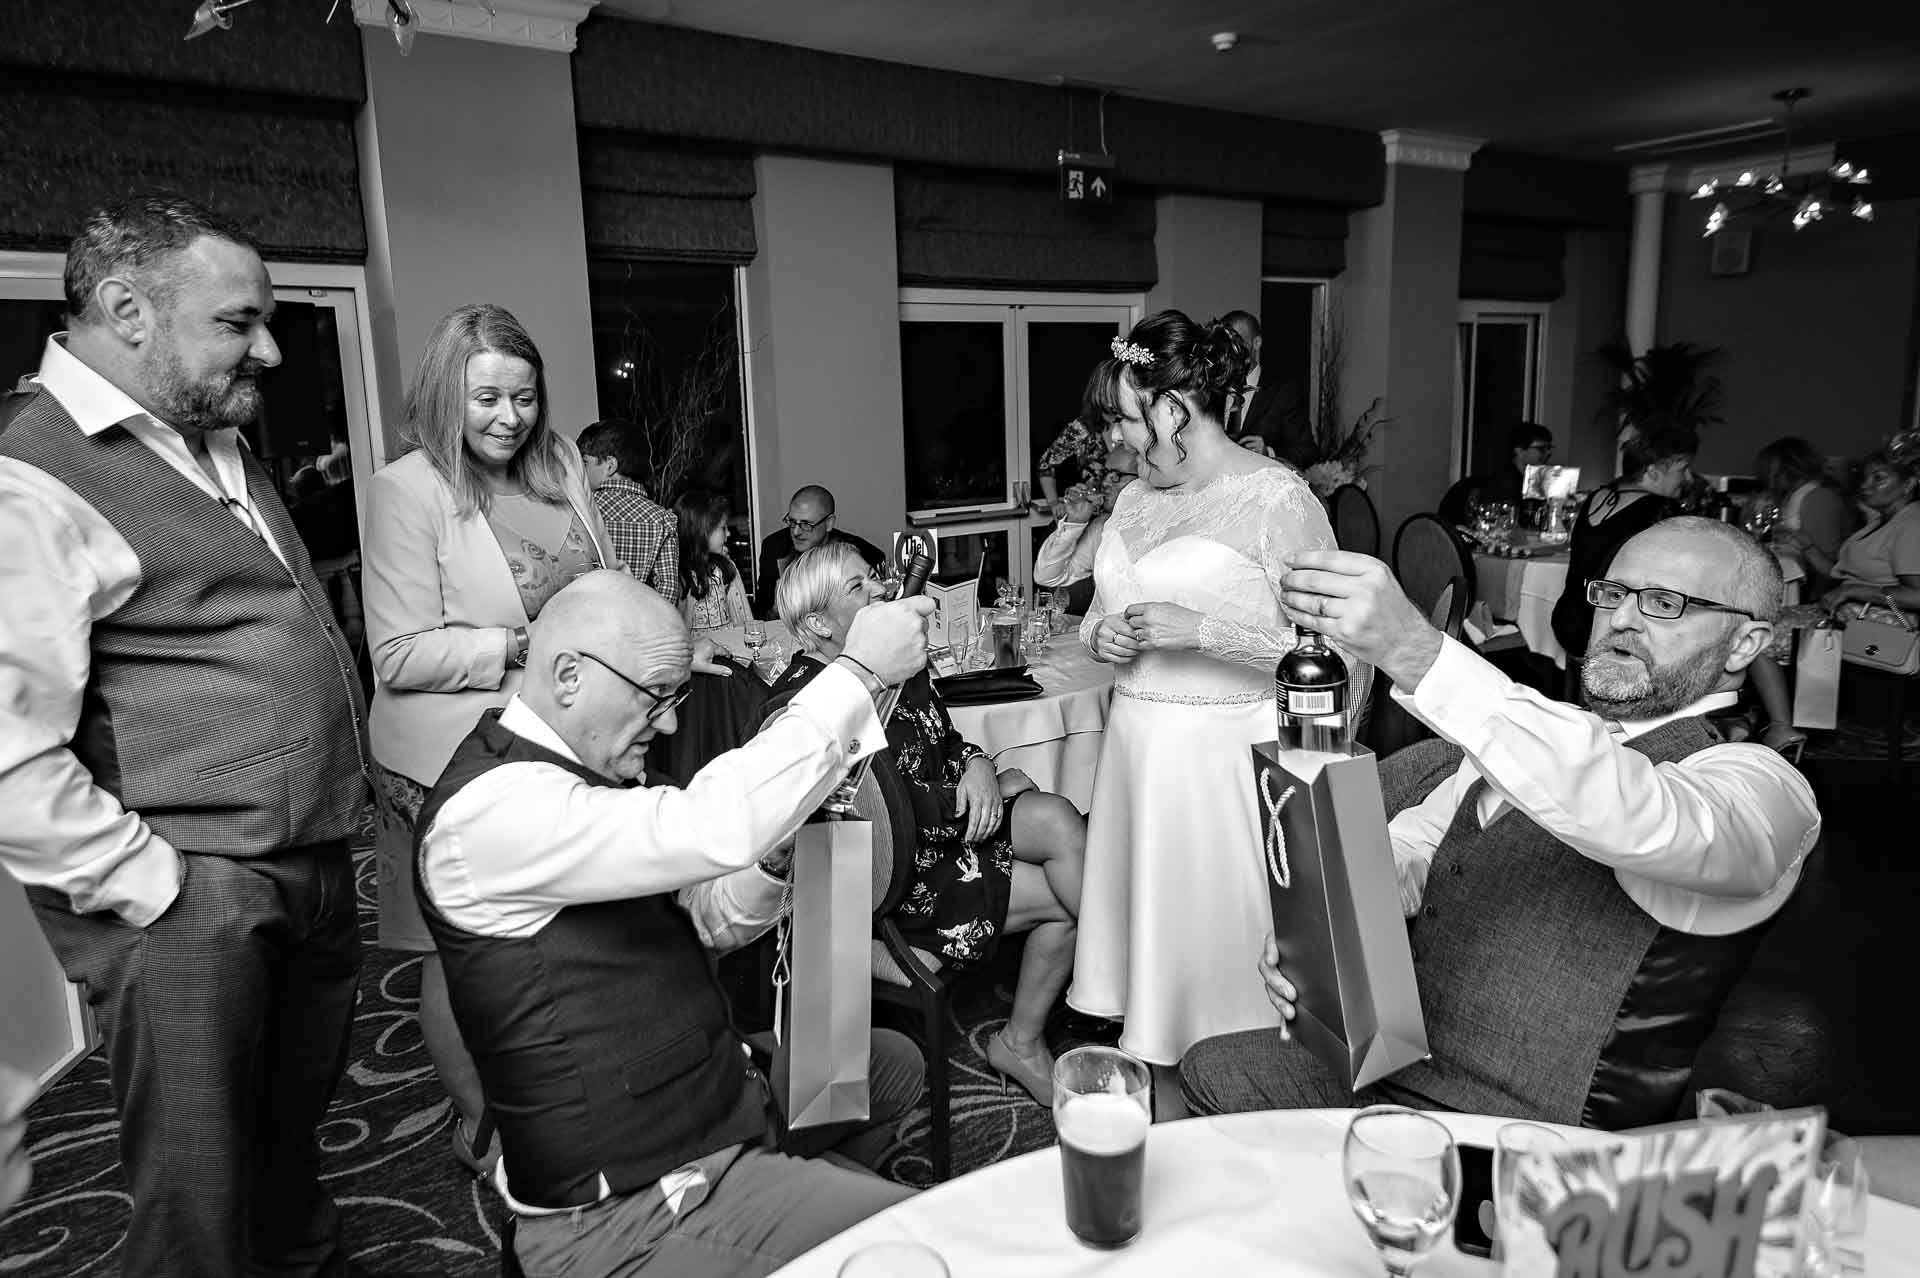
[
  {"x1": 1391, "y1": 512, "x2": 1475, "y2": 633},
  {"x1": 1327, "y1": 483, "x2": 1381, "y2": 558}
]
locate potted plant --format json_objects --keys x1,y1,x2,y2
[
  {"x1": 1288, "y1": 306, "x2": 1391, "y2": 498},
  {"x1": 1592, "y1": 338, "x2": 1727, "y2": 433}
]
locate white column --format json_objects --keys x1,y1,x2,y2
[{"x1": 1625, "y1": 164, "x2": 1669, "y2": 356}]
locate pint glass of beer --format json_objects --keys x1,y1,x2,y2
[{"x1": 1053, "y1": 1045, "x2": 1151, "y2": 1249}]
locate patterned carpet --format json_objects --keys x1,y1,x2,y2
[
  {"x1": 0, "y1": 809, "x2": 1064, "y2": 1277},
  {"x1": 4, "y1": 687, "x2": 1910, "y2": 1276}
]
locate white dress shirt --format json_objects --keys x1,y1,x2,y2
[
  {"x1": 419, "y1": 671, "x2": 884, "y2": 942},
  {"x1": 1228, "y1": 365, "x2": 1262, "y2": 431},
  {"x1": 0, "y1": 337, "x2": 291, "y2": 926},
  {"x1": 1387, "y1": 637, "x2": 1819, "y2": 936}
]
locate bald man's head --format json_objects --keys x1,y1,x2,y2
[{"x1": 523, "y1": 570, "x2": 692, "y2": 781}]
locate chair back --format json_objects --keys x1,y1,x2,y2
[
  {"x1": 1426, "y1": 575, "x2": 1468, "y2": 640},
  {"x1": 1393, "y1": 513, "x2": 1476, "y2": 631},
  {"x1": 847, "y1": 751, "x2": 921, "y2": 919},
  {"x1": 1328, "y1": 484, "x2": 1381, "y2": 557}
]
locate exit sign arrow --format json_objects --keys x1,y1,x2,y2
[{"x1": 1058, "y1": 149, "x2": 1116, "y2": 206}]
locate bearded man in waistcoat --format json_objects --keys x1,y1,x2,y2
[
  {"x1": 1180, "y1": 518, "x2": 1819, "y2": 1130},
  {"x1": 0, "y1": 196, "x2": 370, "y2": 1275},
  {"x1": 415, "y1": 570, "x2": 934, "y2": 1276}
]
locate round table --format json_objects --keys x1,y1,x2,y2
[
  {"x1": 943, "y1": 636, "x2": 1114, "y2": 813},
  {"x1": 773, "y1": 1108, "x2": 1920, "y2": 1277}
]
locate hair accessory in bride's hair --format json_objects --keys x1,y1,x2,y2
[{"x1": 1109, "y1": 337, "x2": 1153, "y2": 367}]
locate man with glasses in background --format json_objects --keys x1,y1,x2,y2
[
  {"x1": 1180, "y1": 517, "x2": 1820, "y2": 1131},
  {"x1": 1437, "y1": 420, "x2": 1556, "y2": 529},
  {"x1": 414, "y1": 569, "x2": 937, "y2": 1275},
  {"x1": 752, "y1": 484, "x2": 886, "y2": 619}
]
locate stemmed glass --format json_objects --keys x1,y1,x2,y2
[
  {"x1": 1492, "y1": 1122, "x2": 1566, "y2": 1261},
  {"x1": 1343, "y1": 1106, "x2": 1461, "y2": 1278},
  {"x1": 742, "y1": 620, "x2": 767, "y2": 673}
]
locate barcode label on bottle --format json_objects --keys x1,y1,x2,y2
[{"x1": 1285, "y1": 689, "x2": 1338, "y2": 716}]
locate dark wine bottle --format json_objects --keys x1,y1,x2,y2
[{"x1": 1275, "y1": 627, "x2": 1348, "y2": 755}]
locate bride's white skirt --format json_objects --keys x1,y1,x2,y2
[{"x1": 1068, "y1": 690, "x2": 1284, "y2": 1066}]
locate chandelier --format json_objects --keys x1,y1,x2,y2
[
  {"x1": 186, "y1": 0, "x2": 419, "y2": 53},
  {"x1": 1691, "y1": 89, "x2": 1873, "y2": 236}
]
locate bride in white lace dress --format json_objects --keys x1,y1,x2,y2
[{"x1": 1067, "y1": 310, "x2": 1343, "y2": 1072}]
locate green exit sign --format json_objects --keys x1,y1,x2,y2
[{"x1": 1058, "y1": 150, "x2": 1115, "y2": 205}]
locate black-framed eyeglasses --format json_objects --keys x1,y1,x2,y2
[
  {"x1": 1586, "y1": 579, "x2": 1756, "y2": 622},
  {"x1": 575, "y1": 650, "x2": 690, "y2": 724},
  {"x1": 783, "y1": 514, "x2": 827, "y2": 534}
]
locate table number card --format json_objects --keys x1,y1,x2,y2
[{"x1": 1500, "y1": 1108, "x2": 1825, "y2": 1278}]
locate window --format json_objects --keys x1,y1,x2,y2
[
  {"x1": 588, "y1": 259, "x2": 751, "y2": 533},
  {"x1": 1455, "y1": 303, "x2": 1547, "y2": 479},
  {"x1": 898, "y1": 290, "x2": 1140, "y2": 597}
]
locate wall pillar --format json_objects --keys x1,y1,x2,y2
[
  {"x1": 1145, "y1": 194, "x2": 1264, "y2": 325},
  {"x1": 1337, "y1": 129, "x2": 1481, "y2": 538},
  {"x1": 353, "y1": 0, "x2": 599, "y2": 446},
  {"x1": 1626, "y1": 164, "x2": 1670, "y2": 356}
]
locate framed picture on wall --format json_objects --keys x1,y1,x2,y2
[{"x1": 1709, "y1": 230, "x2": 1753, "y2": 277}]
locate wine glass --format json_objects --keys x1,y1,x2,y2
[
  {"x1": 837, "y1": 1241, "x2": 950, "y2": 1277},
  {"x1": 1343, "y1": 1106, "x2": 1461, "y2": 1278},
  {"x1": 1492, "y1": 1122, "x2": 1566, "y2": 1261},
  {"x1": 742, "y1": 621, "x2": 767, "y2": 672}
]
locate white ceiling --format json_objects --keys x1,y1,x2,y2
[{"x1": 595, "y1": 0, "x2": 1920, "y2": 163}]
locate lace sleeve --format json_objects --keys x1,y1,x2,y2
[{"x1": 1196, "y1": 615, "x2": 1297, "y2": 665}]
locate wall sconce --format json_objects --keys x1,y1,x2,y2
[{"x1": 186, "y1": 0, "x2": 416, "y2": 55}]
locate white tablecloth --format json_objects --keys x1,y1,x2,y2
[
  {"x1": 945, "y1": 638, "x2": 1115, "y2": 813},
  {"x1": 1473, "y1": 552, "x2": 1570, "y2": 669},
  {"x1": 775, "y1": 1108, "x2": 1920, "y2": 1278}
]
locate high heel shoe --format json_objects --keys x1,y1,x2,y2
[{"x1": 987, "y1": 1029, "x2": 1056, "y2": 1107}]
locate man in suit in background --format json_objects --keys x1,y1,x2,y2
[
  {"x1": 1438, "y1": 420, "x2": 1555, "y2": 528},
  {"x1": 577, "y1": 418, "x2": 680, "y2": 603},
  {"x1": 0, "y1": 196, "x2": 369, "y2": 1276},
  {"x1": 752, "y1": 483, "x2": 885, "y2": 619},
  {"x1": 1221, "y1": 309, "x2": 1316, "y2": 470}
]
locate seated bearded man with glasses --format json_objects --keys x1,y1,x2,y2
[
  {"x1": 1179, "y1": 517, "x2": 1820, "y2": 1132},
  {"x1": 413, "y1": 569, "x2": 940, "y2": 1276},
  {"x1": 752, "y1": 484, "x2": 887, "y2": 620}
]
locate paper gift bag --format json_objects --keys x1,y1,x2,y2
[
  {"x1": 1792, "y1": 625, "x2": 1841, "y2": 731},
  {"x1": 773, "y1": 817, "x2": 874, "y2": 1130},
  {"x1": 1251, "y1": 742, "x2": 1430, "y2": 1091}
]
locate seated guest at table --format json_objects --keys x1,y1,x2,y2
[
  {"x1": 417, "y1": 570, "x2": 933, "y2": 1275},
  {"x1": 1551, "y1": 417, "x2": 1695, "y2": 658},
  {"x1": 1779, "y1": 449, "x2": 1920, "y2": 621},
  {"x1": 364, "y1": 302, "x2": 619, "y2": 1178},
  {"x1": 770, "y1": 544, "x2": 1086, "y2": 1105},
  {"x1": 1034, "y1": 446, "x2": 1139, "y2": 614},
  {"x1": 1180, "y1": 518, "x2": 1819, "y2": 1130},
  {"x1": 1037, "y1": 413, "x2": 1110, "y2": 515},
  {"x1": 1754, "y1": 436, "x2": 1856, "y2": 600},
  {"x1": 579, "y1": 418, "x2": 680, "y2": 602},
  {"x1": 753, "y1": 484, "x2": 886, "y2": 619},
  {"x1": 677, "y1": 489, "x2": 753, "y2": 633},
  {"x1": 1437, "y1": 421, "x2": 1554, "y2": 529}
]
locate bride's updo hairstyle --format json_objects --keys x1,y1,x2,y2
[{"x1": 1088, "y1": 309, "x2": 1252, "y2": 468}]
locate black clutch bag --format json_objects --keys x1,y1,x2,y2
[{"x1": 934, "y1": 666, "x2": 1044, "y2": 705}]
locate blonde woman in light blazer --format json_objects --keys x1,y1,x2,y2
[{"x1": 363, "y1": 304, "x2": 617, "y2": 1180}]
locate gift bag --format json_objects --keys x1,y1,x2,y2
[
  {"x1": 772, "y1": 817, "x2": 873, "y2": 1130},
  {"x1": 1252, "y1": 742, "x2": 1429, "y2": 1090},
  {"x1": 1792, "y1": 624, "x2": 1842, "y2": 730}
]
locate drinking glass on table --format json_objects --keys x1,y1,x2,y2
[
  {"x1": 1054, "y1": 1045, "x2": 1151, "y2": 1250},
  {"x1": 742, "y1": 620, "x2": 768, "y2": 672},
  {"x1": 837, "y1": 1240, "x2": 950, "y2": 1277},
  {"x1": 1491, "y1": 1122, "x2": 1566, "y2": 1261},
  {"x1": 1343, "y1": 1105, "x2": 1461, "y2": 1278}
]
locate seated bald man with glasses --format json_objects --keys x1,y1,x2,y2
[
  {"x1": 1180, "y1": 517, "x2": 1820, "y2": 1132},
  {"x1": 414, "y1": 570, "x2": 939, "y2": 1275},
  {"x1": 752, "y1": 484, "x2": 886, "y2": 620}
]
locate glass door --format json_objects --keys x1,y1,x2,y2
[{"x1": 1455, "y1": 304, "x2": 1546, "y2": 479}]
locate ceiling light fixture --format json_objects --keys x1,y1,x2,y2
[
  {"x1": 185, "y1": 0, "x2": 416, "y2": 54},
  {"x1": 1692, "y1": 88, "x2": 1874, "y2": 237}
]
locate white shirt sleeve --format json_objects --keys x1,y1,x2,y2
[
  {"x1": 422, "y1": 664, "x2": 885, "y2": 938},
  {"x1": 1393, "y1": 637, "x2": 1818, "y2": 900},
  {"x1": 0, "y1": 462, "x2": 183, "y2": 926},
  {"x1": 1033, "y1": 518, "x2": 1099, "y2": 587},
  {"x1": 678, "y1": 865, "x2": 785, "y2": 954}
]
